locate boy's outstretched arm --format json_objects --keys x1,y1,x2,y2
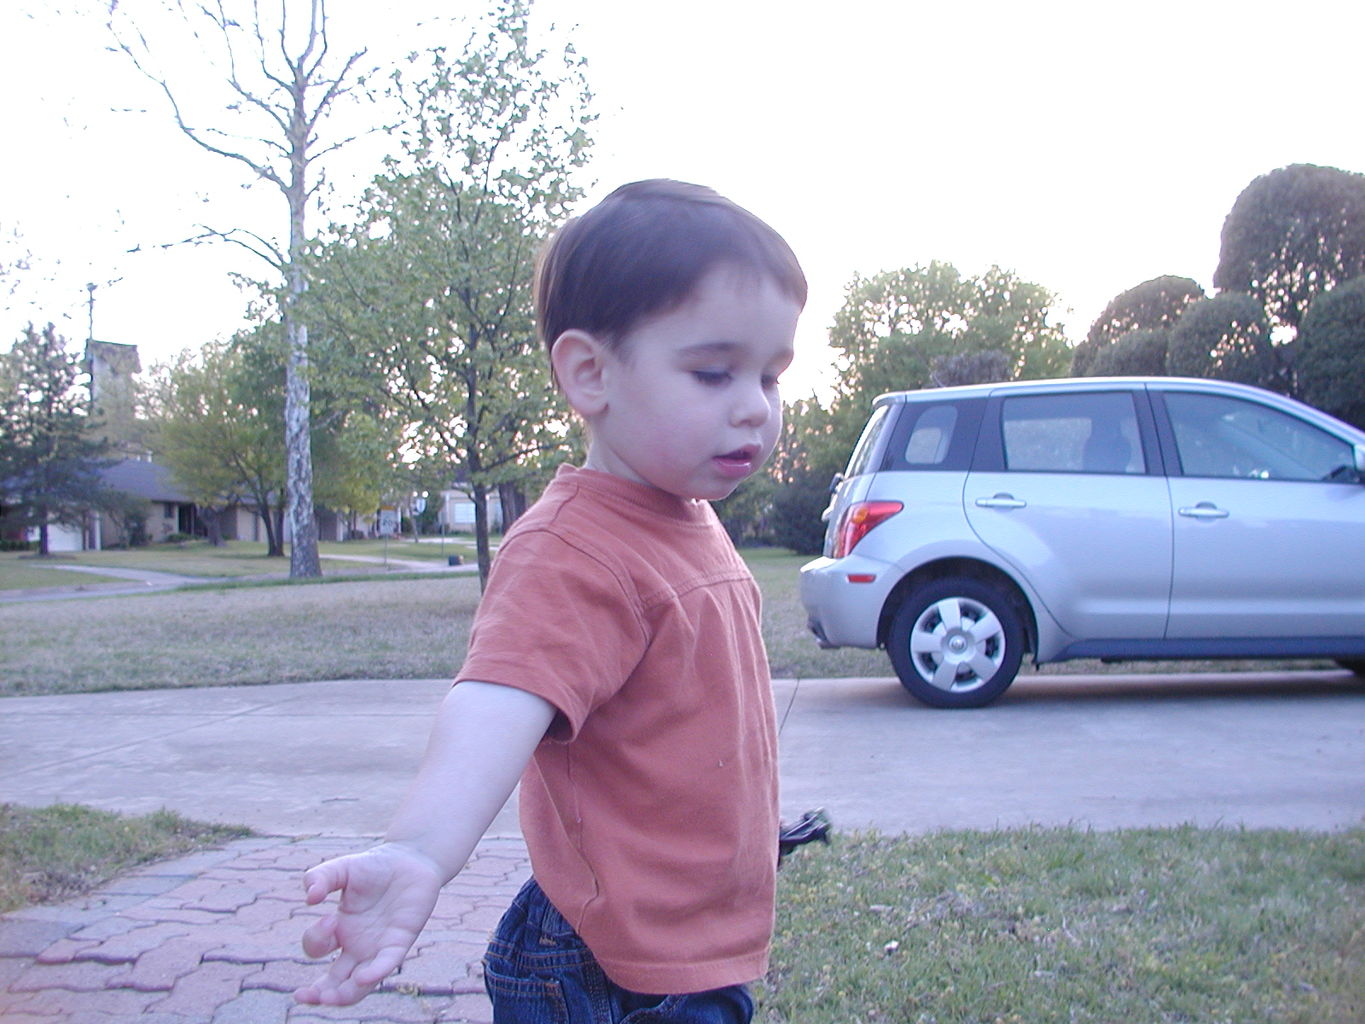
[{"x1": 294, "y1": 681, "x2": 555, "y2": 1007}]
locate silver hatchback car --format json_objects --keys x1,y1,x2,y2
[{"x1": 800, "y1": 377, "x2": 1365, "y2": 708}]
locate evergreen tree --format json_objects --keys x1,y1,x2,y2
[{"x1": 0, "y1": 325, "x2": 111, "y2": 554}]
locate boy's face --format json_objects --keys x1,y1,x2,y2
[{"x1": 581, "y1": 265, "x2": 800, "y2": 501}]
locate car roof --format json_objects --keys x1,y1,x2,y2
[{"x1": 871, "y1": 376, "x2": 1365, "y2": 442}]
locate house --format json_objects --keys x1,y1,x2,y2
[
  {"x1": 437, "y1": 487, "x2": 503, "y2": 533},
  {"x1": 215, "y1": 502, "x2": 348, "y2": 544},
  {"x1": 93, "y1": 457, "x2": 198, "y2": 548},
  {"x1": 73, "y1": 339, "x2": 348, "y2": 547}
]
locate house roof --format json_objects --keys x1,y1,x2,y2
[{"x1": 100, "y1": 459, "x2": 192, "y2": 503}]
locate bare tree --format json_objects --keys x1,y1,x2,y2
[
  {"x1": 0, "y1": 223, "x2": 32, "y2": 301},
  {"x1": 107, "y1": 0, "x2": 370, "y2": 577}
]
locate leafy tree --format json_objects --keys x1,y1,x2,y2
[
  {"x1": 109, "y1": 0, "x2": 374, "y2": 578},
  {"x1": 231, "y1": 323, "x2": 398, "y2": 528},
  {"x1": 767, "y1": 475, "x2": 830, "y2": 556},
  {"x1": 1083, "y1": 329, "x2": 1170, "y2": 377},
  {"x1": 304, "y1": 0, "x2": 593, "y2": 585},
  {"x1": 829, "y1": 262, "x2": 1069, "y2": 403},
  {"x1": 1296, "y1": 275, "x2": 1365, "y2": 429},
  {"x1": 1214, "y1": 163, "x2": 1365, "y2": 335},
  {"x1": 1166, "y1": 294, "x2": 1280, "y2": 389},
  {"x1": 1074, "y1": 275, "x2": 1205, "y2": 374},
  {"x1": 149, "y1": 326, "x2": 397, "y2": 553},
  {"x1": 929, "y1": 349, "x2": 1010, "y2": 387},
  {"x1": 0, "y1": 324, "x2": 111, "y2": 555},
  {"x1": 766, "y1": 398, "x2": 844, "y2": 556},
  {"x1": 148, "y1": 340, "x2": 287, "y2": 555},
  {"x1": 715, "y1": 473, "x2": 776, "y2": 546},
  {"x1": 814, "y1": 261, "x2": 1069, "y2": 491},
  {"x1": 311, "y1": 407, "x2": 402, "y2": 532}
]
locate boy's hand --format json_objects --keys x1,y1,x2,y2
[{"x1": 293, "y1": 843, "x2": 445, "y2": 1007}]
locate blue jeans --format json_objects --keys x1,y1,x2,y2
[{"x1": 483, "y1": 878, "x2": 754, "y2": 1024}]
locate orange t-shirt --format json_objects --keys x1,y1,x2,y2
[{"x1": 456, "y1": 466, "x2": 779, "y2": 994}]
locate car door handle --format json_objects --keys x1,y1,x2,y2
[
  {"x1": 975, "y1": 494, "x2": 1026, "y2": 509},
  {"x1": 1178, "y1": 502, "x2": 1230, "y2": 520}
]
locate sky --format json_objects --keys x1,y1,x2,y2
[{"x1": 2, "y1": 0, "x2": 1363, "y2": 400}]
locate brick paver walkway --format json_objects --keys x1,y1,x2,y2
[{"x1": 0, "y1": 835, "x2": 530, "y2": 1024}]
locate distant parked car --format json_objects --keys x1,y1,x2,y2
[{"x1": 800, "y1": 377, "x2": 1365, "y2": 708}]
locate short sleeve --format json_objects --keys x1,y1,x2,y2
[{"x1": 455, "y1": 527, "x2": 650, "y2": 739}]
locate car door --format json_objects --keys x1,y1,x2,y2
[
  {"x1": 1158, "y1": 390, "x2": 1365, "y2": 638},
  {"x1": 964, "y1": 388, "x2": 1173, "y2": 640}
]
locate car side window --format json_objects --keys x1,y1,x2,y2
[
  {"x1": 1000, "y1": 392, "x2": 1143, "y2": 474},
  {"x1": 1164, "y1": 392, "x2": 1353, "y2": 482},
  {"x1": 903, "y1": 404, "x2": 958, "y2": 465}
]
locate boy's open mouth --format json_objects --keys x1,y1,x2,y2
[{"x1": 714, "y1": 446, "x2": 760, "y2": 477}]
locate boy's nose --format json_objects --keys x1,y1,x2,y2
[{"x1": 731, "y1": 380, "x2": 773, "y2": 427}]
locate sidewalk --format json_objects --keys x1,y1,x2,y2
[
  {"x1": 0, "y1": 679, "x2": 521, "y2": 1023},
  {"x1": 0, "y1": 835, "x2": 528, "y2": 1024}
]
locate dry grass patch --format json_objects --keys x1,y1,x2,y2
[
  {"x1": 0, "y1": 575, "x2": 481, "y2": 696},
  {"x1": 0, "y1": 555, "x2": 129, "y2": 590},
  {"x1": 2, "y1": 546, "x2": 1344, "y2": 698}
]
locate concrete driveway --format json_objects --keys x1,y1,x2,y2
[
  {"x1": 1, "y1": 668, "x2": 1360, "y2": 837},
  {"x1": 777, "y1": 669, "x2": 1365, "y2": 834}
]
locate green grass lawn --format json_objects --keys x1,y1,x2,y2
[{"x1": 764, "y1": 827, "x2": 1364, "y2": 1023}]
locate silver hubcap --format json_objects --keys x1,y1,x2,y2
[{"x1": 909, "y1": 595, "x2": 1006, "y2": 693}]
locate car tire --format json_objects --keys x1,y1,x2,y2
[
  {"x1": 888, "y1": 577, "x2": 1025, "y2": 709},
  {"x1": 1336, "y1": 659, "x2": 1365, "y2": 677}
]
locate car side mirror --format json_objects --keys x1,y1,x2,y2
[{"x1": 828, "y1": 472, "x2": 844, "y2": 495}]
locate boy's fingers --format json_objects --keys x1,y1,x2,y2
[
  {"x1": 300, "y1": 915, "x2": 340, "y2": 959},
  {"x1": 353, "y1": 947, "x2": 405, "y2": 987},
  {"x1": 302, "y1": 862, "x2": 342, "y2": 903},
  {"x1": 293, "y1": 955, "x2": 388, "y2": 1008}
]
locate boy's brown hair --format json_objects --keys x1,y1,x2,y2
[{"x1": 534, "y1": 179, "x2": 807, "y2": 356}]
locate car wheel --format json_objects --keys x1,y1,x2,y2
[
  {"x1": 1336, "y1": 659, "x2": 1365, "y2": 677},
  {"x1": 888, "y1": 577, "x2": 1025, "y2": 708}
]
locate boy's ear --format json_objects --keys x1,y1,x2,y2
[{"x1": 550, "y1": 329, "x2": 611, "y2": 416}]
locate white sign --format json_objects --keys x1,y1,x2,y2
[{"x1": 377, "y1": 508, "x2": 400, "y2": 536}]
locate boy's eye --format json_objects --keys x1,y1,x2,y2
[
  {"x1": 693, "y1": 369, "x2": 731, "y2": 386},
  {"x1": 762, "y1": 373, "x2": 782, "y2": 391}
]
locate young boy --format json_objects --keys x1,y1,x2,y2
[{"x1": 293, "y1": 179, "x2": 806, "y2": 1023}]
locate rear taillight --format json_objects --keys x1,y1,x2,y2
[{"x1": 831, "y1": 500, "x2": 903, "y2": 558}]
